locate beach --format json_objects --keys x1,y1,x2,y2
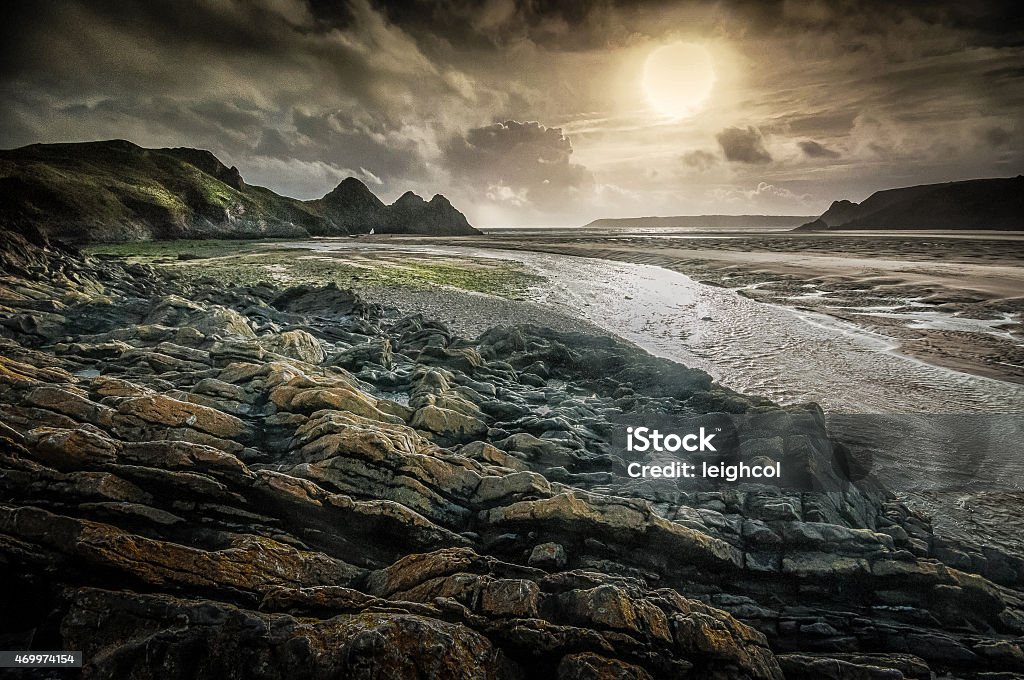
[
  {"x1": 387, "y1": 230, "x2": 1024, "y2": 385},
  {"x1": 106, "y1": 231, "x2": 1024, "y2": 558},
  {"x1": 5, "y1": 227, "x2": 1024, "y2": 678}
]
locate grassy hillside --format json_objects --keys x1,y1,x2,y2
[{"x1": 0, "y1": 140, "x2": 478, "y2": 243}]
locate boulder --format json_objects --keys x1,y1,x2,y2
[
  {"x1": 260, "y1": 329, "x2": 325, "y2": 364},
  {"x1": 411, "y1": 404, "x2": 487, "y2": 440},
  {"x1": 529, "y1": 542, "x2": 568, "y2": 570}
]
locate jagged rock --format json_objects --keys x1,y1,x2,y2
[
  {"x1": 1, "y1": 354, "x2": 75, "y2": 384},
  {"x1": 473, "y1": 470, "x2": 552, "y2": 506},
  {"x1": 260, "y1": 329, "x2": 325, "y2": 364},
  {"x1": 778, "y1": 654, "x2": 904, "y2": 679},
  {"x1": 493, "y1": 432, "x2": 579, "y2": 467},
  {"x1": 461, "y1": 440, "x2": 529, "y2": 471},
  {"x1": 529, "y1": 541, "x2": 568, "y2": 569},
  {"x1": 481, "y1": 491, "x2": 744, "y2": 570},
  {"x1": 270, "y1": 282, "x2": 371, "y2": 318},
  {"x1": 1, "y1": 232, "x2": 1021, "y2": 680},
  {"x1": 24, "y1": 385, "x2": 117, "y2": 427},
  {"x1": 25, "y1": 426, "x2": 118, "y2": 469},
  {"x1": 62, "y1": 589, "x2": 501, "y2": 679},
  {"x1": 411, "y1": 404, "x2": 488, "y2": 439},
  {"x1": 120, "y1": 439, "x2": 250, "y2": 476},
  {"x1": 332, "y1": 338, "x2": 393, "y2": 370},
  {"x1": 270, "y1": 373, "x2": 404, "y2": 424},
  {"x1": 367, "y1": 548, "x2": 488, "y2": 598},
  {"x1": 0, "y1": 505, "x2": 365, "y2": 594},
  {"x1": 557, "y1": 653, "x2": 654, "y2": 680},
  {"x1": 113, "y1": 394, "x2": 253, "y2": 441},
  {"x1": 556, "y1": 584, "x2": 673, "y2": 643},
  {"x1": 418, "y1": 345, "x2": 485, "y2": 373},
  {"x1": 251, "y1": 469, "x2": 470, "y2": 560}
]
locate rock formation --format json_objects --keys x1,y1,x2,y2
[
  {"x1": 0, "y1": 140, "x2": 481, "y2": 243},
  {"x1": 1, "y1": 227, "x2": 1023, "y2": 678},
  {"x1": 382, "y1": 192, "x2": 478, "y2": 236},
  {"x1": 796, "y1": 176, "x2": 1024, "y2": 231},
  {"x1": 312, "y1": 177, "x2": 390, "y2": 234}
]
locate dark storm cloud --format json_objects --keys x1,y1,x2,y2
[
  {"x1": 443, "y1": 120, "x2": 593, "y2": 208},
  {"x1": 372, "y1": 0, "x2": 616, "y2": 50},
  {"x1": 188, "y1": 102, "x2": 266, "y2": 134},
  {"x1": 242, "y1": 107, "x2": 437, "y2": 197},
  {"x1": 712, "y1": 0, "x2": 1024, "y2": 50},
  {"x1": 255, "y1": 128, "x2": 293, "y2": 158},
  {"x1": 44, "y1": 96, "x2": 270, "y2": 150},
  {"x1": 3, "y1": 1, "x2": 304, "y2": 86},
  {"x1": 0, "y1": 0, "x2": 510, "y2": 200},
  {"x1": 717, "y1": 127, "x2": 772, "y2": 164},
  {"x1": 1, "y1": 0, "x2": 1022, "y2": 222},
  {"x1": 286, "y1": 109, "x2": 427, "y2": 180},
  {"x1": 799, "y1": 140, "x2": 841, "y2": 159},
  {"x1": 369, "y1": 0, "x2": 1024, "y2": 52},
  {"x1": 0, "y1": 0, "x2": 480, "y2": 118}
]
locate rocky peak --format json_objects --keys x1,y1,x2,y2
[
  {"x1": 381, "y1": 189, "x2": 479, "y2": 235},
  {"x1": 393, "y1": 191, "x2": 427, "y2": 208},
  {"x1": 314, "y1": 177, "x2": 388, "y2": 234},
  {"x1": 331, "y1": 176, "x2": 371, "y2": 195},
  {"x1": 322, "y1": 177, "x2": 384, "y2": 207}
]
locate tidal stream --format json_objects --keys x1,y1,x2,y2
[{"x1": 285, "y1": 240, "x2": 1024, "y2": 494}]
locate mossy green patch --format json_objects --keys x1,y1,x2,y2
[{"x1": 87, "y1": 240, "x2": 546, "y2": 299}]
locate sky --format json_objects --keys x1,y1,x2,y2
[{"x1": 2, "y1": 0, "x2": 1022, "y2": 227}]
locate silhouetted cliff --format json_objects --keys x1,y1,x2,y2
[{"x1": 797, "y1": 176, "x2": 1024, "y2": 230}]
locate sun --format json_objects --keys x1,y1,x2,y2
[{"x1": 642, "y1": 42, "x2": 716, "y2": 119}]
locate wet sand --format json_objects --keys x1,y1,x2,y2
[
  {"x1": 367, "y1": 285, "x2": 608, "y2": 338},
  {"x1": 377, "y1": 231, "x2": 1024, "y2": 384}
]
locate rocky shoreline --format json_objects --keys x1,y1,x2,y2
[{"x1": 2, "y1": 229, "x2": 1024, "y2": 679}]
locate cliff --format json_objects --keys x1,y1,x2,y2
[
  {"x1": 797, "y1": 176, "x2": 1024, "y2": 230},
  {"x1": 0, "y1": 139, "x2": 480, "y2": 243}
]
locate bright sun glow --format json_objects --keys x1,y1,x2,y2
[{"x1": 642, "y1": 42, "x2": 716, "y2": 119}]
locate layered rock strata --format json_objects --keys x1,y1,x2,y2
[{"x1": 1, "y1": 229, "x2": 1023, "y2": 679}]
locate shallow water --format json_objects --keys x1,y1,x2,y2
[
  {"x1": 488, "y1": 249, "x2": 1024, "y2": 492},
  {"x1": 848, "y1": 309, "x2": 1018, "y2": 338},
  {"x1": 290, "y1": 240, "x2": 1021, "y2": 411},
  {"x1": 280, "y1": 239, "x2": 1024, "y2": 491}
]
